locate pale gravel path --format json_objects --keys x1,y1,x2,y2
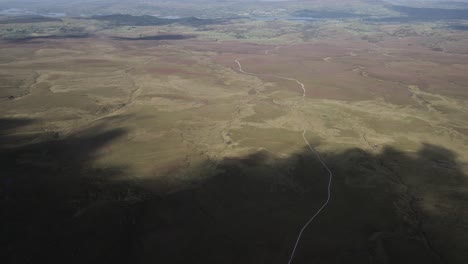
[{"x1": 234, "y1": 57, "x2": 333, "y2": 264}]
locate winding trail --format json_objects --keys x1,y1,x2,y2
[
  {"x1": 235, "y1": 60, "x2": 306, "y2": 97},
  {"x1": 234, "y1": 56, "x2": 333, "y2": 264}
]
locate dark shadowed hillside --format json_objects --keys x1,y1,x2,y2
[{"x1": 1, "y1": 117, "x2": 467, "y2": 264}]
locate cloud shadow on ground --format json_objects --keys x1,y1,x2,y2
[{"x1": 1, "y1": 117, "x2": 467, "y2": 264}]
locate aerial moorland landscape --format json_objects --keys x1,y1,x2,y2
[{"x1": 1, "y1": 0, "x2": 468, "y2": 263}]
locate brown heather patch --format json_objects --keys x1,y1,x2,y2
[
  {"x1": 180, "y1": 40, "x2": 270, "y2": 55},
  {"x1": 442, "y1": 40, "x2": 468, "y2": 54},
  {"x1": 143, "y1": 67, "x2": 197, "y2": 76}
]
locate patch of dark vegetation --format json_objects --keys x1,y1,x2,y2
[
  {"x1": 6, "y1": 33, "x2": 90, "y2": 42},
  {"x1": 178, "y1": 16, "x2": 227, "y2": 26},
  {"x1": 292, "y1": 9, "x2": 368, "y2": 19},
  {"x1": 390, "y1": 26, "x2": 419, "y2": 37},
  {"x1": 91, "y1": 14, "x2": 227, "y2": 27},
  {"x1": 361, "y1": 35, "x2": 382, "y2": 43},
  {"x1": 365, "y1": 16, "x2": 418, "y2": 23},
  {"x1": 391, "y1": 5, "x2": 468, "y2": 20},
  {"x1": 113, "y1": 34, "x2": 195, "y2": 41},
  {"x1": 448, "y1": 24, "x2": 468, "y2": 31},
  {"x1": 437, "y1": 1, "x2": 468, "y2": 8},
  {"x1": 1, "y1": 24, "x2": 89, "y2": 41},
  {"x1": 1, "y1": 116, "x2": 467, "y2": 263},
  {"x1": 369, "y1": 5, "x2": 468, "y2": 23},
  {"x1": 0, "y1": 15, "x2": 61, "y2": 24}
]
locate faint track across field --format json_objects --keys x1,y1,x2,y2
[
  {"x1": 234, "y1": 53, "x2": 333, "y2": 264},
  {"x1": 235, "y1": 60, "x2": 306, "y2": 97}
]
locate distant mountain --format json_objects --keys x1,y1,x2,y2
[{"x1": 0, "y1": 15, "x2": 61, "y2": 24}]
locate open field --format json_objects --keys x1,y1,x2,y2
[{"x1": 1, "y1": 3, "x2": 468, "y2": 264}]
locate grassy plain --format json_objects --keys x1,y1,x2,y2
[{"x1": 1, "y1": 11, "x2": 468, "y2": 264}]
